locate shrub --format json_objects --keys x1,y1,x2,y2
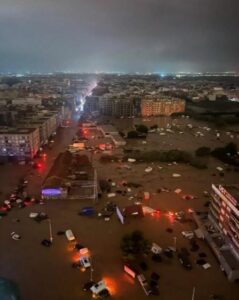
[
  {"x1": 195, "y1": 147, "x2": 211, "y2": 157},
  {"x1": 224, "y1": 142, "x2": 237, "y2": 156},
  {"x1": 127, "y1": 130, "x2": 139, "y2": 138},
  {"x1": 150, "y1": 124, "x2": 158, "y2": 130},
  {"x1": 135, "y1": 124, "x2": 148, "y2": 134},
  {"x1": 120, "y1": 230, "x2": 149, "y2": 255},
  {"x1": 190, "y1": 157, "x2": 208, "y2": 169}
]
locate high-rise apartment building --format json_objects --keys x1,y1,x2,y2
[
  {"x1": 98, "y1": 96, "x2": 141, "y2": 117},
  {"x1": 141, "y1": 97, "x2": 185, "y2": 117},
  {"x1": 0, "y1": 127, "x2": 40, "y2": 159},
  {"x1": 209, "y1": 184, "x2": 239, "y2": 253},
  {"x1": 208, "y1": 184, "x2": 239, "y2": 281}
]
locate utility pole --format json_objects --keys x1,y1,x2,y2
[
  {"x1": 192, "y1": 287, "x2": 196, "y2": 300},
  {"x1": 48, "y1": 219, "x2": 53, "y2": 243},
  {"x1": 93, "y1": 169, "x2": 98, "y2": 204},
  {"x1": 90, "y1": 257, "x2": 94, "y2": 281}
]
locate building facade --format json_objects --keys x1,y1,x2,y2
[
  {"x1": 207, "y1": 184, "x2": 239, "y2": 281},
  {"x1": 209, "y1": 184, "x2": 239, "y2": 253},
  {"x1": 98, "y1": 96, "x2": 141, "y2": 117},
  {"x1": 141, "y1": 97, "x2": 185, "y2": 117},
  {"x1": 0, "y1": 127, "x2": 40, "y2": 159},
  {"x1": 84, "y1": 96, "x2": 99, "y2": 113}
]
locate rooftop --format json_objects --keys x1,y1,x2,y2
[
  {"x1": 220, "y1": 248, "x2": 239, "y2": 270},
  {"x1": 0, "y1": 127, "x2": 37, "y2": 135},
  {"x1": 221, "y1": 184, "x2": 239, "y2": 208},
  {"x1": 226, "y1": 185, "x2": 239, "y2": 202}
]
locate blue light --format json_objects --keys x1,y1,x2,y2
[{"x1": 42, "y1": 188, "x2": 61, "y2": 196}]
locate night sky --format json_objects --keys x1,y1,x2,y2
[{"x1": 0, "y1": 0, "x2": 239, "y2": 73}]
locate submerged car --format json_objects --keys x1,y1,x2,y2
[
  {"x1": 80, "y1": 256, "x2": 91, "y2": 269},
  {"x1": 11, "y1": 232, "x2": 21, "y2": 241}
]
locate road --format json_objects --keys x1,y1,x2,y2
[{"x1": 26, "y1": 123, "x2": 78, "y2": 198}]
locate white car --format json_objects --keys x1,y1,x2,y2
[
  {"x1": 80, "y1": 256, "x2": 91, "y2": 269},
  {"x1": 29, "y1": 212, "x2": 38, "y2": 218},
  {"x1": 182, "y1": 231, "x2": 194, "y2": 239},
  {"x1": 65, "y1": 229, "x2": 75, "y2": 241},
  {"x1": 151, "y1": 243, "x2": 162, "y2": 254},
  {"x1": 90, "y1": 280, "x2": 107, "y2": 294},
  {"x1": 11, "y1": 232, "x2": 21, "y2": 240}
]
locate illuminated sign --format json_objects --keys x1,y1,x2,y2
[{"x1": 42, "y1": 188, "x2": 61, "y2": 196}]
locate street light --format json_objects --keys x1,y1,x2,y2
[
  {"x1": 192, "y1": 287, "x2": 196, "y2": 300},
  {"x1": 48, "y1": 219, "x2": 53, "y2": 243},
  {"x1": 90, "y1": 257, "x2": 94, "y2": 281}
]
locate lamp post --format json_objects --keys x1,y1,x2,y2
[
  {"x1": 192, "y1": 287, "x2": 196, "y2": 300},
  {"x1": 173, "y1": 236, "x2": 177, "y2": 249},
  {"x1": 48, "y1": 219, "x2": 53, "y2": 243},
  {"x1": 90, "y1": 257, "x2": 94, "y2": 281}
]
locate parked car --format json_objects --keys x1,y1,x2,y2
[
  {"x1": 80, "y1": 256, "x2": 91, "y2": 269},
  {"x1": 98, "y1": 289, "x2": 110, "y2": 299},
  {"x1": 0, "y1": 211, "x2": 7, "y2": 217},
  {"x1": 75, "y1": 243, "x2": 85, "y2": 251},
  {"x1": 178, "y1": 252, "x2": 192, "y2": 270},
  {"x1": 90, "y1": 280, "x2": 110, "y2": 298},
  {"x1": 151, "y1": 243, "x2": 162, "y2": 255},
  {"x1": 35, "y1": 212, "x2": 48, "y2": 222},
  {"x1": 82, "y1": 281, "x2": 95, "y2": 291},
  {"x1": 78, "y1": 207, "x2": 96, "y2": 216},
  {"x1": 182, "y1": 231, "x2": 194, "y2": 239},
  {"x1": 65, "y1": 229, "x2": 75, "y2": 241},
  {"x1": 41, "y1": 239, "x2": 52, "y2": 247},
  {"x1": 11, "y1": 232, "x2": 21, "y2": 240},
  {"x1": 29, "y1": 212, "x2": 38, "y2": 218}
]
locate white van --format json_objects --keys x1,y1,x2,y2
[
  {"x1": 151, "y1": 243, "x2": 162, "y2": 254},
  {"x1": 65, "y1": 229, "x2": 75, "y2": 241}
]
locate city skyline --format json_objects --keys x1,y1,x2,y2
[{"x1": 0, "y1": 0, "x2": 239, "y2": 74}]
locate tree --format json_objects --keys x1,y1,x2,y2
[
  {"x1": 195, "y1": 147, "x2": 211, "y2": 157},
  {"x1": 120, "y1": 230, "x2": 149, "y2": 255},
  {"x1": 127, "y1": 130, "x2": 139, "y2": 138},
  {"x1": 150, "y1": 124, "x2": 158, "y2": 130},
  {"x1": 190, "y1": 157, "x2": 208, "y2": 169},
  {"x1": 135, "y1": 124, "x2": 148, "y2": 134},
  {"x1": 225, "y1": 142, "x2": 237, "y2": 156}
]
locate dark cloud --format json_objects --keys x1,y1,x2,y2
[{"x1": 0, "y1": 0, "x2": 238, "y2": 73}]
